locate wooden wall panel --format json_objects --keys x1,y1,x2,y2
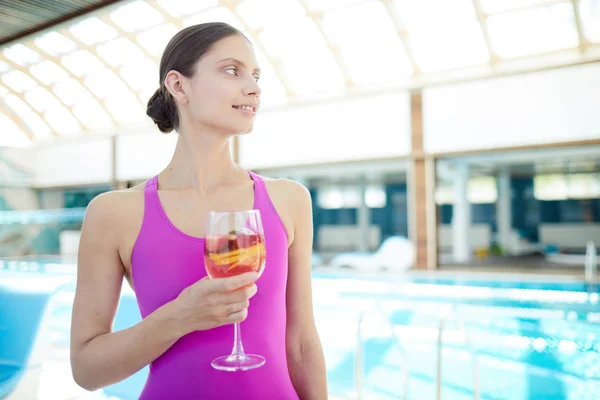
[{"x1": 410, "y1": 92, "x2": 437, "y2": 269}]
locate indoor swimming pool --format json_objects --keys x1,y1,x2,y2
[{"x1": 2, "y1": 259, "x2": 599, "y2": 400}]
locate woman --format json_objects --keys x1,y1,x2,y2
[{"x1": 70, "y1": 22, "x2": 327, "y2": 399}]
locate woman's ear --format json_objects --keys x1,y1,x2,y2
[{"x1": 164, "y1": 70, "x2": 189, "y2": 105}]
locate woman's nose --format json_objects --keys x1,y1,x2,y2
[{"x1": 244, "y1": 80, "x2": 261, "y2": 97}]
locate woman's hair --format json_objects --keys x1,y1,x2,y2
[{"x1": 146, "y1": 22, "x2": 245, "y2": 133}]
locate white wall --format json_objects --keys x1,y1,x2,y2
[
  {"x1": 33, "y1": 138, "x2": 112, "y2": 187},
  {"x1": 239, "y1": 92, "x2": 412, "y2": 169},
  {"x1": 0, "y1": 147, "x2": 34, "y2": 174},
  {"x1": 29, "y1": 129, "x2": 177, "y2": 187},
  {"x1": 116, "y1": 132, "x2": 177, "y2": 181},
  {"x1": 39, "y1": 190, "x2": 64, "y2": 209},
  {"x1": 1, "y1": 188, "x2": 39, "y2": 210},
  {"x1": 539, "y1": 223, "x2": 600, "y2": 249},
  {"x1": 423, "y1": 63, "x2": 600, "y2": 153},
  {"x1": 0, "y1": 147, "x2": 34, "y2": 187},
  {"x1": 1, "y1": 147, "x2": 39, "y2": 209}
]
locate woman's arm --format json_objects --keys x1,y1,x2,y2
[
  {"x1": 285, "y1": 182, "x2": 328, "y2": 400},
  {"x1": 70, "y1": 192, "x2": 258, "y2": 390},
  {"x1": 70, "y1": 192, "x2": 185, "y2": 390}
]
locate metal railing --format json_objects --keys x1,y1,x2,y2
[
  {"x1": 585, "y1": 241, "x2": 597, "y2": 283},
  {"x1": 355, "y1": 303, "x2": 481, "y2": 400},
  {"x1": 436, "y1": 310, "x2": 480, "y2": 400},
  {"x1": 355, "y1": 302, "x2": 410, "y2": 400}
]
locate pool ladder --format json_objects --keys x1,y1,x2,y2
[
  {"x1": 585, "y1": 241, "x2": 597, "y2": 282},
  {"x1": 436, "y1": 310, "x2": 480, "y2": 400},
  {"x1": 355, "y1": 302, "x2": 410, "y2": 400},
  {"x1": 355, "y1": 304, "x2": 481, "y2": 400}
]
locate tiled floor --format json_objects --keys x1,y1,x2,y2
[{"x1": 36, "y1": 345, "x2": 110, "y2": 400}]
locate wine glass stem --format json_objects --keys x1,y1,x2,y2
[{"x1": 231, "y1": 322, "x2": 246, "y2": 359}]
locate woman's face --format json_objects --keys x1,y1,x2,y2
[{"x1": 182, "y1": 34, "x2": 262, "y2": 136}]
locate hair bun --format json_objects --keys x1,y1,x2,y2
[{"x1": 146, "y1": 88, "x2": 174, "y2": 133}]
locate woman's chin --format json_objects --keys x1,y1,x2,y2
[{"x1": 227, "y1": 124, "x2": 254, "y2": 136}]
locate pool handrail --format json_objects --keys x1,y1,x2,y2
[
  {"x1": 355, "y1": 301, "x2": 410, "y2": 400},
  {"x1": 585, "y1": 241, "x2": 597, "y2": 283},
  {"x1": 436, "y1": 307, "x2": 480, "y2": 400}
]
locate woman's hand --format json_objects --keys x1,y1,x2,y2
[{"x1": 173, "y1": 272, "x2": 258, "y2": 334}]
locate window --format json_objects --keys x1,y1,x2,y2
[
  {"x1": 365, "y1": 184, "x2": 387, "y2": 208},
  {"x1": 534, "y1": 173, "x2": 600, "y2": 200},
  {"x1": 436, "y1": 176, "x2": 498, "y2": 204}
]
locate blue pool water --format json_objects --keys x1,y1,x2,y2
[
  {"x1": 2, "y1": 260, "x2": 599, "y2": 399},
  {"x1": 312, "y1": 274, "x2": 600, "y2": 400}
]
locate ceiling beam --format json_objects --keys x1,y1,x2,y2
[
  {"x1": 98, "y1": 15, "x2": 161, "y2": 64},
  {"x1": 471, "y1": 0, "x2": 499, "y2": 64},
  {"x1": 298, "y1": 0, "x2": 355, "y2": 88},
  {"x1": 147, "y1": 0, "x2": 184, "y2": 28},
  {"x1": 0, "y1": 95, "x2": 34, "y2": 142},
  {"x1": 24, "y1": 43, "x2": 119, "y2": 128},
  {"x1": 571, "y1": 0, "x2": 587, "y2": 53},
  {"x1": 262, "y1": 45, "x2": 600, "y2": 112},
  {"x1": 380, "y1": 0, "x2": 421, "y2": 76},
  {"x1": 485, "y1": 0, "x2": 570, "y2": 16},
  {"x1": 60, "y1": 28, "x2": 146, "y2": 107},
  {"x1": 0, "y1": 54, "x2": 85, "y2": 136}
]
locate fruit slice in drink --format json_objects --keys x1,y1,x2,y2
[{"x1": 205, "y1": 233, "x2": 265, "y2": 278}]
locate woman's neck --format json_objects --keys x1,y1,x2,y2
[{"x1": 160, "y1": 129, "x2": 245, "y2": 193}]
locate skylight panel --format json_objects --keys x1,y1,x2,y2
[
  {"x1": 4, "y1": 94, "x2": 32, "y2": 116},
  {"x1": 393, "y1": 0, "x2": 488, "y2": 72},
  {"x1": 29, "y1": 61, "x2": 69, "y2": 85},
  {"x1": 44, "y1": 106, "x2": 82, "y2": 135},
  {"x1": 3, "y1": 44, "x2": 42, "y2": 66},
  {"x1": 69, "y1": 17, "x2": 118, "y2": 46},
  {"x1": 2, "y1": 71, "x2": 37, "y2": 92},
  {"x1": 479, "y1": 0, "x2": 552, "y2": 14},
  {"x1": 579, "y1": 0, "x2": 600, "y2": 43},
  {"x1": 105, "y1": 92, "x2": 144, "y2": 124},
  {"x1": 24, "y1": 87, "x2": 62, "y2": 113},
  {"x1": 53, "y1": 78, "x2": 90, "y2": 106},
  {"x1": 252, "y1": 47, "x2": 288, "y2": 108},
  {"x1": 487, "y1": 2, "x2": 579, "y2": 58},
  {"x1": 259, "y1": 17, "x2": 346, "y2": 95},
  {"x1": 237, "y1": 0, "x2": 306, "y2": 29},
  {"x1": 120, "y1": 57, "x2": 158, "y2": 91},
  {"x1": 34, "y1": 32, "x2": 77, "y2": 56},
  {"x1": 97, "y1": 38, "x2": 146, "y2": 67},
  {"x1": 137, "y1": 23, "x2": 179, "y2": 57},
  {"x1": 84, "y1": 68, "x2": 131, "y2": 99},
  {"x1": 0, "y1": 114, "x2": 32, "y2": 147},
  {"x1": 182, "y1": 7, "x2": 246, "y2": 32},
  {"x1": 61, "y1": 50, "x2": 104, "y2": 77},
  {"x1": 155, "y1": 0, "x2": 218, "y2": 18},
  {"x1": 72, "y1": 98, "x2": 114, "y2": 130},
  {"x1": 304, "y1": 0, "x2": 366, "y2": 12},
  {"x1": 323, "y1": 1, "x2": 413, "y2": 84},
  {"x1": 110, "y1": 1, "x2": 164, "y2": 32}
]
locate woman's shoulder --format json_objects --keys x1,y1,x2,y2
[
  {"x1": 84, "y1": 183, "x2": 146, "y2": 227},
  {"x1": 258, "y1": 177, "x2": 312, "y2": 246},
  {"x1": 260, "y1": 176, "x2": 311, "y2": 203}
]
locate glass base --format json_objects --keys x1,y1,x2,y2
[{"x1": 211, "y1": 354, "x2": 266, "y2": 371}]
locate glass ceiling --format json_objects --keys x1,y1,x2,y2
[{"x1": 0, "y1": 0, "x2": 599, "y2": 147}]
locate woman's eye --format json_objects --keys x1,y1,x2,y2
[
  {"x1": 225, "y1": 67, "x2": 238, "y2": 75},
  {"x1": 254, "y1": 76, "x2": 260, "y2": 82}
]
